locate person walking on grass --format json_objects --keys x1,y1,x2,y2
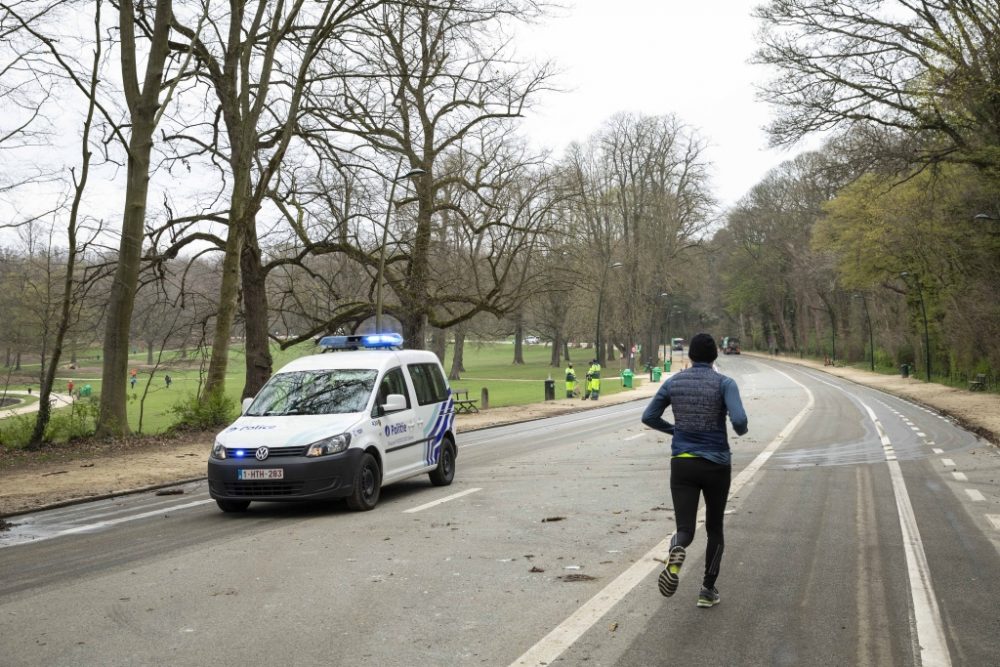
[{"x1": 640, "y1": 332, "x2": 748, "y2": 608}]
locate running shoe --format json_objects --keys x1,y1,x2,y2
[
  {"x1": 657, "y1": 545, "x2": 686, "y2": 597},
  {"x1": 697, "y1": 586, "x2": 720, "y2": 608}
]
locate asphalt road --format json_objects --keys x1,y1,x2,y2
[{"x1": 2, "y1": 356, "x2": 998, "y2": 666}]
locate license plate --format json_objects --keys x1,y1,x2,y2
[{"x1": 237, "y1": 468, "x2": 284, "y2": 480}]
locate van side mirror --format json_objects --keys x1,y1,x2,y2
[
  {"x1": 241, "y1": 397, "x2": 254, "y2": 414},
  {"x1": 381, "y1": 393, "x2": 407, "y2": 413}
]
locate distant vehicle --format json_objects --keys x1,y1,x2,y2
[
  {"x1": 671, "y1": 338, "x2": 684, "y2": 351},
  {"x1": 524, "y1": 336, "x2": 540, "y2": 345},
  {"x1": 723, "y1": 337, "x2": 741, "y2": 355}
]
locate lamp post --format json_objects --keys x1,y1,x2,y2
[
  {"x1": 852, "y1": 293, "x2": 875, "y2": 372},
  {"x1": 375, "y1": 163, "x2": 425, "y2": 332},
  {"x1": 900, "y1": 272, "x2": 931, "y2": 382},
  {"x1": 595, "y1": 261, "x2": 623, "y2": 365}
]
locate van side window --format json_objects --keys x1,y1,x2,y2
[
  {"x1": 373, "y1": 367, "x2": 410, "y2": 416},
  {"x1": 408, "y1": 362, "x2": 449, "y2": 406}
]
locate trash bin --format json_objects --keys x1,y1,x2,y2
[
  {"x1": 80, "y1": 384, "x2": 92, "y2": 397},
  {"x1": 622, "y1": 369, "x2": 634, "y2": 389},
  {"x1": 544, "y1": 379, "x2": 555, "y2": 401},
  {"x1": 663, "y1": 359, "x2": 671, "y2": 372},
  {"x1": 652, "y1": 367, "x2": 662, "y2": 382},
  {"x1": 900, "y1": 364, "x2": 909, "y2": 378}
]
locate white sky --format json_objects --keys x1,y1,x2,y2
[{"x1": 514, "y1": 0, "x2": 797, "y2": 210}]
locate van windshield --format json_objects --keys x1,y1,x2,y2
[{"x1": 246, "y1": 369, "x2": 378, "y2": 416}]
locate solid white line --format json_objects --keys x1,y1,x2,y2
[
  {"x1": 952, "y1": 472, "x2": 968, "y2": 482},
  {"x1": 509, "y1": 367, "x2": 816, "y2": 667},
  {"x1": 986, "y1": 515, "x2": 1000, "y2": 531},
  {"x1": 57, "y1": 499, "x2": 214, "y2": 537},
  {"x1": 403, "y1": 487, "x2": 481, "y2": 513},
  {"x1": 941, "y1": 458, "x2": 955, "y2": 467},
  {"x1": 861, "y1": 403, "x2": 951, "y2": 667},
  {"x1": 966, "y1": 489, "x2": 986, "y2": 502}
]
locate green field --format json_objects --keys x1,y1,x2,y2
[{"x1": 1, "y1": 340, "x2": 641, "y2": 447}]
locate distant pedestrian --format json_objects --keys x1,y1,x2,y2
[
  {"x1": 130, "y1": 375, "x2": 137, "y2": 390},
  {"x1": 67, "y1": 380, "x2": 74, "y2": 395},
  {"x1": 564, "y1": 363, "x2": 575, "y2": 398},
  {"x1": 641, "y1": 332, "x2": 748, "y2": 608},
  {"x1": 164, "y1": 374, "x2": 172, "y2": 388}
]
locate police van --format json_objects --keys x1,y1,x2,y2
[{"x1": 207, "y1": 333, "x2": 457, "y2": 513}]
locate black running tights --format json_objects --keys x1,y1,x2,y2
[{"x1": 669, "y1": 456, "x2": 732, "y2": 589}]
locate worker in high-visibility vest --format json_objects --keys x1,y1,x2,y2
[
  {"x1": 588, "y1": 359, "x2": 602, "y2": 400},
  {"x1": 565, "y1": 363, "x2": 576, "y2": 398}
]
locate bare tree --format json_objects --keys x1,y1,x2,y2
[
  {"x1": 311, "y1": 0, "x2": 554, "y2": 348},
  {"x1": 754, "y1": 0, "x2": 1000, "y2": 171}
]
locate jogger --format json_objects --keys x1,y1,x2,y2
[{"x1": 641, "y1": 332, "x2": 748, "y2": 606}]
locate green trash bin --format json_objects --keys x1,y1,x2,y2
[
  {"x1": 621, "y1": 369, "x2": 634, "y2": 389},
  {"x1": 80, "y1": 384, "x2": 92, "y2": 397},
  {"x1": 663, "y1": 359, "x2": 672, "y2": 372},
  {"x1": 652, "y1": 367, "x2": 662, "y2": 382}
]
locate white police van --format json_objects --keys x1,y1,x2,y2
[{"x1": 207, "y1": 333, "x2": 457, "y2": 513}]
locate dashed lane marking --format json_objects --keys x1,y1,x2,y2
[
  {"x1": 941, "y1": 458, "x2": 955, "y2": 467},
  {"x1": 952, "y1": 472, "x2": 968, "y2": 482},
  {"x1": 403, "y1": 488, "x2": 481, "y2": 513},
  {"x1": 966, "y1": 489, "x2": 987, "y2": 502},
  {"x1": 986, "y1": 515, "x2": 1000, "y2": 531}
]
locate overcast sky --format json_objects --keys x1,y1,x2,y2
[{"x1": 514, "y1": 0, "x2": 796, "y2": 210}]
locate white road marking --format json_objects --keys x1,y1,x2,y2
[
  {"x1": 952, "y1": 472, "x2": 968, "y2": 482},
  {"x1": 966, "y1": 489, "x2": 986, "y2": 502},
  {"x1": 623, "y1": 433, "x2": 645, "y2": 441},
  {"x1": 932, "y1": 448, "x2": 944, "y2": 454},
  {"x1": 509, "y1": 367, "x2": 816, "y2": 667},
  {"x1": 862, "y1": 402, "x2": 951, "y2": 667},
  {"x1": 917, "y1": 432, "x2": 926, "y2": 437},
  {"x1": 403, "y1": 487, "x2": 481, "y2": 513},
  {"x1": 56, "y1": 499, "x2": 214, "y2": 537},
  {"x1": 941, "y1": 458, "x2": 955, "y2": 467},
  {"x1": 986, "y1": 515, "x2": 1000, "y2": 530}
]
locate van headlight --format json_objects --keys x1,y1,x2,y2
[
  {"x1": 305, "y1": 433, "x2": 351, "y2": 457},
  {"x1": 211, "y1": 441, "x2": 227, "y2": 460}
]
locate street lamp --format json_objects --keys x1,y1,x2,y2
[
  {"x1": 852, "y1": 293, "x2": 875, "y2": 372},
  {"x1": 375, "y1": 162, "x2": 425, "y2": 332},
  {"x1": 900, "y1": 272, "x2": 931, "y2": 382},
  {"x1": 595, "y1": 261, "x2": 623, "y2": 365}
]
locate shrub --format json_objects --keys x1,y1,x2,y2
[{"x1": 169, "y1": 391, "x2": 235, "y2": 431}]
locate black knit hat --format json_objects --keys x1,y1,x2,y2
[{"x1": 688, "y1": 333, "x2": 718, "y2": 363}]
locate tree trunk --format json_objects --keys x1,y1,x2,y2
[
  {"x1": 430, "y1": 328, "x2": 446, "y2": 363},
  {"x1": 513, "y1": 319, "x2": 524, "y2": 365},
  {"x1": 563, "y1": 340, "x2": 571, "y2": 362},
  {"x1": 240, "y1": 233, "x2": 272, "y2": 399},
  {"x1": 97, "y1": 117, "x2": 156, "y2": 437},
  {"x1": 448, "y1": 331, "x2": 465, "y2": 380},
  {"x1": 95, "y1": 0, "x2": 172, "y2": 438},
  {"x1": 146, "y1": 342, "x2": 154, "y2": 365},
  {"x1": 550, "y1": 332, "x2": 561, "y2": 367}
]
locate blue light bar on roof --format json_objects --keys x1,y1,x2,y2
[{"x1": 318, "y1": 333, "x2": 404, "y2": 350}]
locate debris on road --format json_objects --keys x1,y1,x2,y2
[
  {"x1": 155, "y1": 489, "x2": 184, "y2": 496},
  {"x1": 541, "y1": 516, "x2": 566, "y2": 522}
]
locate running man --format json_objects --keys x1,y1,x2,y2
[{"x1": 641, "y1": 332, "x2": 748, "y2": 608}]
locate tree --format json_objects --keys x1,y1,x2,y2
[
  {"x1": 755, "y1": 0, "x2": 1000, "y2": 173},
  {"x1": 312, "y1": 0, "x2": 553, "y2": 348}
]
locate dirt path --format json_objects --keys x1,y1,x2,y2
[{"x1": 3, "y1": 357, "x2": 996, "y2": 518}]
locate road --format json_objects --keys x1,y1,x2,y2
[{"x1": 2, "y1": 356, "x2": 998, "y2": 666}]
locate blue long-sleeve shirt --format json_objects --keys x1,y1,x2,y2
[{"x1": 641, "y1": 362, "x2": 748, "y2": 465}]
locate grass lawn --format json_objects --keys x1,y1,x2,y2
[{"x1": 1, "y1": 339, "x2": 641, "y2": 445}]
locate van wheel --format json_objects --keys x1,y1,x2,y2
[
  {"x1": 429, "y1": 439, "x2": 456, "y2": 487},
  {"x1": 216, "y1": 498, "x2": 250, "y2": 513},
  {"x1": 347, "y1": 453, "x2": 381, "y2": 511}
]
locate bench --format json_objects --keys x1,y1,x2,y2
[
  {"x1": 968, "y1": 373, "x2": 987, "y2": 392},
  {"x1": 452, "y1": 389, "x2": 479, "y2": 414}
]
